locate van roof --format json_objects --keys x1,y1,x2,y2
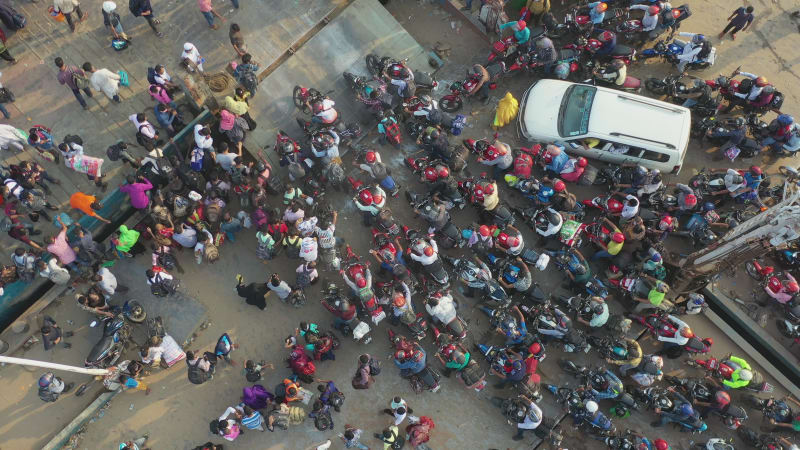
[{"x1": 588, "y1": 88, "x2": 691, "y2": 150}]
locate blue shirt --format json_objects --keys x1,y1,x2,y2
[
  {"x1": 505, "y1": 321, "x2": 528, "y2": 345},
  {"x1": 499, "y1": 21, "x2": 531, "y2": 45},
  {"x1": 744, "y1": 172, "x2": 762, "y2": 189},
  {"x1": 588, "y1": 2, "x2": 606, "y2": 24},
  {"x1": 546, "y1": 151, "x2": 569, "y2": 173},
  {"x1": 536, "y1": 186, "x2": 554, "y2": 204},
  {"x1": 154, "y1": 105, "x2": 175, "y2": 128}
]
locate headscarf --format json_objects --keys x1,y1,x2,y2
[
  {"x1": 181, "y1": 43, "x2": 200, "y2": 65},
  {"x1": 102, "y1": 1, "x2": 116, "y2": 12},
  {"x1": 219, "y1": 109, "x2": 236, "y2": 131},
  {"x1": 115, "y1": 225, "x2": 140, "y2": 252}
]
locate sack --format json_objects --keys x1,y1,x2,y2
[
  {"x1": 71, "y1": 71, "x2": 90, "y2": 90},
  {"x1": 368, "y1": 357, "x2": 381, "y2": 376},
  {"x1": 11, "y1": 13, "x2": 26, "y2": 30},
  {"x1": 38, "y1": 386, "x2": 58, "y2": 402},
  {"x1": 147, "y1": 67, "x2": 158, "y2": 85},
  {"x1": 188, "y1": 360, "x2": 210, "y2": 385},
  {"x1": 64, "y1": 134, "x2": 83, "y2": 146},
  {"x1": 118, "y1": 70, "x2": 130, "y2": 87}
]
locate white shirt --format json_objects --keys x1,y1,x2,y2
[
  {"x1": 128, "y1": 114, "x2": 156, "y2": 139},
  {"x1": 518, "y1": 402, "x2": 543, "y2": 429},
  {"x1": 733, "y1": 72, "x2": 763, "y2": 101},
  {"x1": 677, "y1": 33, "x2": 704, "y2": 62},
  {"x1": 409, "y1": 240, "x2": 438, "y2": 265},
  {"x1": 194, "y1": 124, "x2": 213, "y2": 149},
  {"x1": 629, "y1": 5, "x2": 663, "y2": 31},
  {"x1": 148, "y1": 270, "x2": 174, "y2": 285},
  {"x1": 97, "y1": 267, "x2": 118, "y2": 296},
  {"x1": 657, "y1": 315, "x2": 690, "y2": 345},
  {"x1": 315, "y1": 225, "x2": 336, "y2": 249},
  {"x1": 154, "y1": 70, "x2": 171, "y2": 86},
  {"x1": 425, "y1": 294, "x2": 457, "y2": 325},
  {"x1": 315, "y1": 99, "x2": 337, "y2": 123},
  {"x1": 620, "y1": 195, "x2": 640, "y2": 219}
]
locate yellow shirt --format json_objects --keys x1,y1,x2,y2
[{"x1": 607, "y1": 240, "x2": 623, "y2": 255}]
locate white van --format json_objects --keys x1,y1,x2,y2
[{"x1": 517, "y1": 79, "x2": 692, "y2": 174}]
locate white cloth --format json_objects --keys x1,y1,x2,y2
[
  {"x1": 181, "y1": 44, "x2": 203, "y2": 72},
  {"x1": 425, "y1": 293, "x2": 457, "y2": 325},
  {"x1": 89, "y1": 69, "x2": 121, "y2": 99},
  {"x1": 147, "y1": 271, "x2": 174, "y2": 285},
  {"x1": 518, "y1": 402, "x2": 543, "y2": 430},
  {"x1": 676, "y1": 33, "x2": 703, "y2": 63},
  {"x1": 314, "y1": 99, "x2": 337, "y2": 123},
  {"x1": 97, "y1": 267, "x2": 118, "y2": 297},
  {"x1": 0, "y1": 125, "x2": 25, "y2": 151},
  {"x1": 268, "y1": 280, "x2": 292, "y2": 299},
  {"x1": 733, "y1": 72, "x2": 763, "y2": 101},
  {"x1": 128, "y1": 114, "x2": 155, "y2": 138},
  {"x1": 154, "y1": 70, "x2": 171, "y2": 86},
  {"x1": 629, "y1": 6, "x2": 659, "y2": 31},
  {"x1": 40, "y1": 259, "x2": 71, "y2": 284},
  {"x1": 656, "y1": 314, "x2": 690, "y2": 345},
  {"x1": 194, "y1": 124, "x2": 213, "y2": 149},
  {"x1": 620, "y1": 195, "x2": 640, "y2": 219}
]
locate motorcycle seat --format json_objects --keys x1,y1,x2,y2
[
  {"x1": 622, "y1": 76, "x2": 641, "y2": 89},
  {"x1": 557, "y1": 49, "x2": 579, "y2": 61},
  {"x1": 611, "y1": 45, "x2": 634, "y2": 57},
  {"x1": 87, "y1": 335, "x2": 115, "y2": 362}
]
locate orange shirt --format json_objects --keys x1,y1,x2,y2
[{"x1": 70, "y1": 192, "x2": 99, "y2": 218}]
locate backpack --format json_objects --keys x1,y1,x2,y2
[
  {"x1": 11, "y1": 13, "x2": 26, "y2": 30},
  {"x1": 313, "y1": 411, "x2": 332, "y2": 431},
  {"x1": 230, "y1": 166, "x2": 245, "y2": 186},
  {"x1": 697, "y1": 40, "x2": 712, "y2": 60},
  {"x1": 64, "y1": 134, "x2": 83, "y2": 146},
  {"x1": 70, "y1": 69, "x2": 90, "y2": 90},
  {"x1": 368, "y1": 357, "x2": 381, "y2": 376},
  {"x1": 330, "y1": 390, "x2": 345, "y2": 409},
  {"x1": 147, "y1": 67, "x2": 158, "y2": 85},
  {"x1": 209, "y1": 419, "x2": 221, "y2": 434},
  {"x1": 136, "y1": 125, "x2": 155, "y2": 147},
  {"x1": 38, "y1": 386, "x2": 58, "y2": 402},
  {"x1": 205, "y1": 203, "x2": 222, "y2": 223},
  {"x1": 513, "y1": 152, "x2": 533, "y2": 179},
  {"x1": 188, "y1": 359, "x2": 210, "y2": 385},
  {"x1": 106, "y1": 142, "x2": 124, "y2": 161},
  {"x1": 237, "y1": 67, "x2": 258, "y2": 94},
  {"x1": 245, "y1": 368, "x2": 262, "y2": 382},
  {"x1": 370, "y1": 161, "x2": 388, "y2": 181},
  {"x1": 660, "y1": 8, "x2": 676, "y2": 27}
]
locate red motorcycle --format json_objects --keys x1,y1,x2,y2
[
  {"x1": 564, "y1": 36, "x2": 636, "y2": 66},
  {"x1": 686, "y1": 356, "x2": 774, "y2": 393},
  {"x1": 439, "y1": 73, "x2": 497, "y2": 113},
  {"x1": 628, "y1": 311, "x2": 713, "y2": 354},
  {"x1": 371, "y1": 230, "x2": 416, "y2": 290},
  {"x1": 582, "y1": 195, "x2": 624, "y2": 214},
  {"x1": 432, "y1": 326, "x2": 486, "y2": 391},
  {"x1": 488, "y1": 36, "x2": 519, "y2": 63},
  {"x1": 706, "y1": 68, "x2": 785, "y2": 116},
  {"x1": 292, "y1": 85, "x2": 331, "y2": 115},
  {"x1": 342, "y1": 245, "x2": 386, "y2": 326}
]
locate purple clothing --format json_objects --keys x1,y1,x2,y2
[
  {"x1": 241, "y1": 384, "x2": 273, "y2": 410},
  {"x1": 120, "y1": 179, "x2": 153, "y2": 209},
  {"x1": 57, "y1": 66, "x2": 86, "y2": 90}
]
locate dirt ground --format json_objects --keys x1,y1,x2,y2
[{"x1": 3, "y1": 0, "x2": 800, "y2": 449}]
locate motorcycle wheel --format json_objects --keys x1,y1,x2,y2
[
  {"x1": 342, "y1": 72, "x2": 359, "y2": 92},
  {"x1": 440, "y1": 97, "x2": 463, "y2": 113},
  {"x1": 645, "y1": 78, "x2": 667, "y2": 95},
  {"x1": 365, "y1": 54, "x2": 381, "y2": 76},
  {"x1": 293, "y1": 86, "x2": 311, "y2": 114},
  {"x1": 744, "y1": 261, "x2": 761, "y2": 280}
]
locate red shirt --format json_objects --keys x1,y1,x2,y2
[{"x1": 197, "y1": 0, "x2": 213, "y2": 12}]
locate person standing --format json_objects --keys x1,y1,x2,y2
[
  {"x1": 82, "y1": 62, "x2": 121, "y2": 103},
  {"x1": 102, "y1": 1, "x2": 129, "y2": 41},
  {"x1": 119, "y1": 175, "x2": 153, "y2": 210},
  {"x1": 37, "y1": 372, "x2": 73, "y2": 402},
  {"x1": 129, "y1": 113, "x2": 160, "y2": 151},
  {"x1": 720, "y1": 6, "x2": 754, "y2": 40},
  {"x1": 197, "y1": 0, "x2": 225, "y2": 30},
  {"x1": 0, "y1": 34, "x2": 17, "y2": 65},
  {"x1": 129, "y1": 0, "x2": 162, "y2": 37},
  {"x1": 0, "y1": 72, "x2": 13, "y2": 119},
  {"x1": 38, "y1": 258, "x2": 71, "y2": 285},
  {"x1": 93, "y1": 266, "x2": 128, "y2": 299},
  {"x1": 69, "y1": 191, "x2": 112, "y2": 223},
  {"x1": 47, "y1": 216, "x2": 79, "y2": 272},
  {"x1": 229, "y1": 23, "x2": 247, "y2": 56},
  {"x1": 41, "y1": 316, "x2": 72, "y2": 350},
  {"x1": 53, "y1": 0, "x2": 87, "y2": 32},
  {"x1": 352, "y1": 354, "x2": 376, "y2": 389},
  {"x1": 55, "y1": 57, "x2": 93, "y2": 110},
  {"x1": 181, "y1": 43, "x2": 205, "y2": 73}
]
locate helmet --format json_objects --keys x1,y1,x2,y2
[
  {"x1": 731, "y1": 174, "x2": 744, "y2": 185},
  {"x1": 585, "y1": 400, "x2": 599, "y2": 413},
  {"x1": 654, "y1": 439, "x2": 669, "y2": 450},
  {"x1": 787, "y1": 281, "x2": 800, "y2": 293},
  {"x1": 365, "y1": 151, "x2": 377, "y2": 163},
  {"x1": 659, "y1": 215, "x2": 674, "y2": 231},
  {"x1": 554, "y1": 63, "x2": 570, "y2": 80},
  {"x1": 702, "y1": 202, "x2": 715, "y2": 212},
  {"x1": 750, "y1": 165, "x2": 762, "y2": 176},
  {"x1": 703, "y1": 337, "x2": 713, "y2": 348},
  {"x1": 424, "y1": 166, "x2": 439, "y2": 182},
  {"x1": 436, "y1": 165, "x2": 450, "y2": 179},
  {"x1": 554, "y1": 179, "x2": 566, "y2": 192},
  {"x1": 635, "y1": 165, "x2": 648, "y2": 178},
  {"x1": 714, "y1": 390, "x2": 731, "y2": 406},
  {"x1": 483, "y1": 182, "x2": 495, "y2": 195},
  {"x1": 684, "y1": 194, "x2": 697, "y2": 207},
  {"x1": 648, "y1": 5, "x2": 660, "y2": 15},
  {"x1": 394, "y1": 350, "x2": 408, "y2": 360},
  {"x1": 536, "y1": 37, "x2": 553, "y2": 48},
  {"x1": 777, "y1": 114, "x2": 794, "y2": 126},
  {"x1": 312, "y1": 100, "x2": 325, "y2": 114},
  {"x1": 528, "y1": 342, "x2": 542, "y2": 356},
  {"x1": 358, "y1": 189, "x2": 373, "y2": 206},
  {"x1": 755, "y1": 76, "x2": 769, "y2": 87},
  {"x1": 652, "y1": 355, "x2": 664, "y2": 369},
  {"x1": 577, "y1": 157, "x2": 588, "y2": 168},
  {"x1": 510, "y1": 237, "x2": 521, "y2": 248},
  {"x1": 370, "y1": 187, "x2": 384, "y2": 205},
  {"x1": 691, "y1": 34, "x2": 705, "y2": 44},
  {"x1": 393, "y1": 292, "x2": 406, "y2": 307},
  {"x1": 593, "y1": 303, "x2": 605, "y2": 315},
  {"x1": 419, "y1": 94, "x2": 433, "y2": 106},
  {"x1": 423, "y1": 246, "x2": 434, "y2": 257},
  {"x1": 656, "y1": 281, "x2": 668, "y2": 293},
  {"x1": 280, "y1": 140, "x2": 295, "y2": 156},
  {"x1": 679, "y1": 403, "x2": 694, "y2": 416},
  {"x1": 600, "y1": 31, "x2": 614, "y2": 42},
  {"x1": 430, "y1": 129, "x2": 441, "y2": 141},
  {"x1": 612, "y1": 345, "x2": 628, "y2": 359},
  {"x1": 680, "y1": 326, "x2": 694, "y2": 338},
  {"x1": 611, "y1": 232, "x2": 625, "y2": 243},
  {"x1": 611, "y1": 59, "x2": 625, "y2": 69},
  {"x1": 479, "y1": 225, "x2": 491, "y2": 237},
  {"x1": 356, "y1": 276, "x2": 367, "y2": 289},
  {"x1": 763, "y1": 85, "x2": 775, "y2": 94},
  {"x1": 739, "y1": 369, "x2": 753, "y2": 381},
  {"x1": 313, "y1": 132, "x2": 334, "y2": 149},
  {"x1": 38, "y1": 372, "x2": 55, "y2": 387},
  {"x1": 595, "y1": 2, "x2": 608, "y2": 12},
  {"x1": 516, "y1": 20, "x2": 527, "y2": 30},
  {"x1": 650, "y1": 252, "x2": 662, "y2": 263}
]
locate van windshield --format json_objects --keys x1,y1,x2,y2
[{"x1": 558, "y1": 85, "x2": 596, "y2": 137}]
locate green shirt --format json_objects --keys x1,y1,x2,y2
[
  {"x1": 445, "y1": 351, "x2": 470, "y2": 370},
  {"x1": 648, "y1": 290, "x2": 666, "y2": 306}
]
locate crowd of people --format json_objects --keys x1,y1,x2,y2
[{"x1": 4, "y1": 0, "x2": 800, "y2": 449}]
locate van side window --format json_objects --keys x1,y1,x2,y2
[{"x1": 639, "y1": 148, "x2": 670, "y2": 162}]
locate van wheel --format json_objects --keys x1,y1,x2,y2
[{"x1": 578, "y1": 165, "x2": 598, "y2": 186}]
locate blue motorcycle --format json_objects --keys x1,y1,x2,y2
[{"x1": 640, "y1": 38, "x2": 715, "y2": 70}]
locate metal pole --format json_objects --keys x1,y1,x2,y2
[{"x1": 0, "y1": 355, "x2": 110, "y2": 376}]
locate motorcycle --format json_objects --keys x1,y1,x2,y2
[
  {"x1": 439, "y1": 71, "x2": 496, "y2": 113},
  {"x1": 691, "y1": 117, "x2": 762, "y2": 160},
  {"x1": 479, "y1": 344, "x2": 543, "y2": 401},
  {"x1": 296, "y1": 117, "x2": 363, "y2": 147},
  {"x1": 632, "y1": 386, "x2": 708, "y2": 433},
  {"x1": 365, "y1": 54, "x2": 438, "y2": 95},
  {"x1": 388, "y1": 330, "x2": 441, "y2": 393},
  {"x1": 405, "y1": 191, "x2": 466, "y2": 248},
  {"x1": 525, "y1": 304, "x2": 591, "y2": 353},
  {"x1": 666, "y1": 376, "x2": 748, "y2": 429},
  {"x1": 737, "y1": 426, "x2": 782, "y2": 450},
  {"x1": 427, "y1": 294, "x2": 468, "y2": 340},
  {"x1": 341, "y1": 245, "x2": 387, "y2": 327},
  {"x1": 559, "y1": 360, "x2": 636, "y2": 408},
  {"x1": 564, "y1": 36, "x2": 636, "y2": 73},
  {"x1": 686, "y1": 356, "x2": 774, "y2": 393},
  {"x1": 640, "y1": 38, "x2": 716, "y2": 70},
  {"x1": 644, "y1": 73, "x2": 718, "y2": 117},
  {"x1": 444, "y1": 255, "x2": 509, "y2": 306},
  {"x1": 627, "y1": 311, "x2": 712, "y2": 354},
  {"x1": 85, "y1": 300, "x2": 146, "y2": 368},
  {"x1": 744, "y1": 258, "x2": 793, "y2": 306},
  {"x1": 322, "y1": 281, "x2": 373, "y2": 345},
  {"x1": 705, "y1": 68, "x2": 785, "y2": 116},
  {"x1": 552, "y1": 6, "x2": 626, "y2": 40},
  {"x1": 292, "y1": 85, "x2": 331, "y2": 115},
  {"x1": 342, "y1": 72, "x2": 394, "y2": 116},
  {"x1": 432, "y1": 326, "x2": 484, "y2": 390},
  {"x1": 404, "y1": 227, "x2": 449, "y2": 287}
]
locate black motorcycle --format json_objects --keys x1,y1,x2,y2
[{"x1": 85, "y1": 300, "x2": 146, "y2": 369}]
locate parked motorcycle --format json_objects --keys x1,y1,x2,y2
[
  {"x1": 85, "y1": 300, "x2": 146, "y2": 368},
  {"x1": 365, "y1": 54, "x2": 438, "y2": 95},
  {"x1": 640, "y1": 38, "x2": 716, "y2": 70}
]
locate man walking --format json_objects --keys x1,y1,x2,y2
[
  {"x1": 720, "y1": 6, "x2": 754, "y2": 40},
  {"x1": 129, "y1": 0, "x2": 163, "y2": 37},
  {"x1": 53, "y1": 0, "x2": 87, "y2": 32},
  {"x1": 197, "y1": 0, "x2": 225, "y2": 30},
  {"x1": 55, "y1": 57, "x2": 92, "y2": 110},
  {"x1": 83, "y1": 62, "x2": 121, "y2": 103}
]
